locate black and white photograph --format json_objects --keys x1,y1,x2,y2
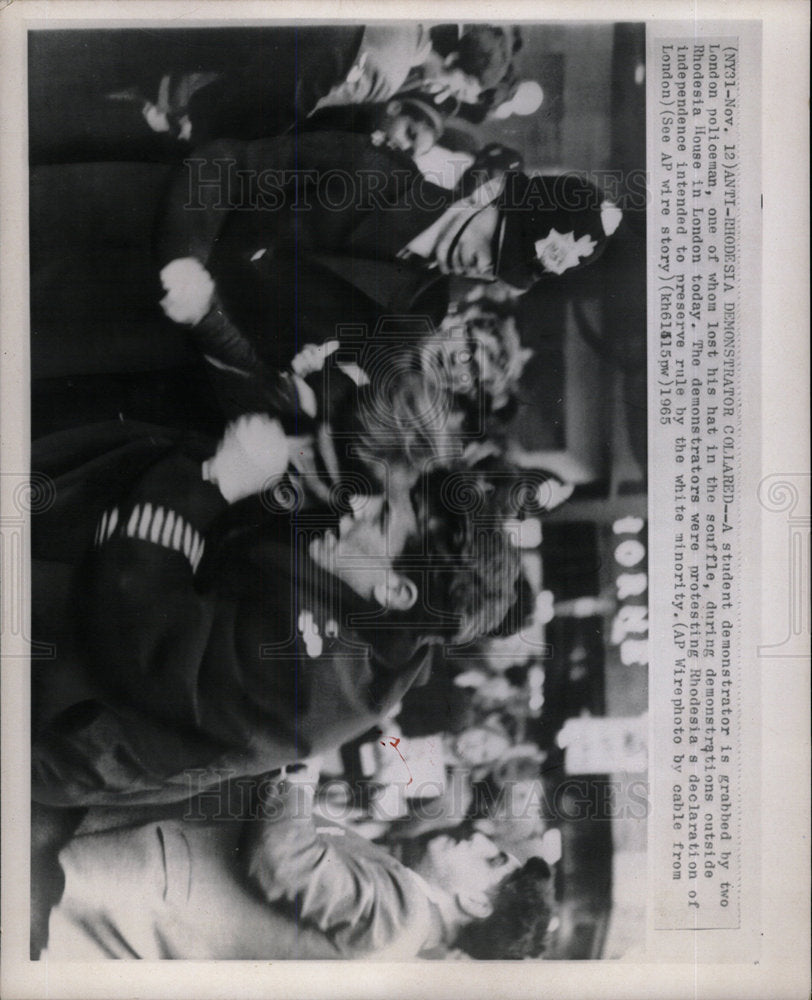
[
  {"x1": 0, "y1": 3, "x2": 808, "y2": 998},
  {"x1": 25, "y1": 18, "x2": 648, "y2": 963}
]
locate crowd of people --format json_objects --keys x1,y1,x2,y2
[{"x1": 30, "y1": 23, "x2": 624, "y2": 961}]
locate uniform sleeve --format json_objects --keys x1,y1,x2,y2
[
  {"x1": 82, "y1": 447, "x2": 230, "y2": 726},
  {"x1": 245, "y1": 783, "x2": 432, "y2": 956},
  {"x1": 157, "y1": 133, "x2": 370, "y2": 268},
  {"x1": 157, "y1": 139, "x2": 240, "y2": 266},
  {"x1": 156, "y1": 135, "x2": 307, "y2": 267}
]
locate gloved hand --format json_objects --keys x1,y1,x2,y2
[
  {"x1": 159, "y1": 257, "x2": 215, "y2": 325},
  {"x1": 202, "y1": 413, "x2": 289, "y2": 504}
]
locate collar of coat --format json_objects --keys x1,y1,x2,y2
[{"x1": 309, "y1": 252, "x2": 448, "y2": 315}]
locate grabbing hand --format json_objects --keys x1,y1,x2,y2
[
  {"x1": 202, "y1": 413, "x2": 289, "y2": 504},
  {"x1": 159, "y1": 257, "x2": 215, "y2": 326}
]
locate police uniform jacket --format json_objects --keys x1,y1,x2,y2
[{"x1": 157, "y1": 131, "x2": 454, "y2": 385}]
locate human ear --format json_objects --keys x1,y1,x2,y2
[
  {"x1": 456, "y1": 890, "x2": 493, "y2": 921},
  {"x1": 373, "y1": 575, "x2": 418, "y2": 611},
  {"x1": 385, "y1": 100, "x2": 403, "y2": 117}
]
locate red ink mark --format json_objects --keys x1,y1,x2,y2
[{"x1": 388, "y1": 738, "x2": 413, "y2": 786}]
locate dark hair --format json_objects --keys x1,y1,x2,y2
[
  {"x1": 400, "y1": 101, "x2": 440, "y2": 134},
  {"x1": 455, "y1": 26, "x2": 512, "y2": 90},
  {"x1": 407, "y1": 466, "x2": 522, "y2": 644},
  {"x1": 395, "y1": 89, "x2": 458, "y2": 131},
  {"x1": 454, "y1": 856, "x2": 555, "y2": 959}
]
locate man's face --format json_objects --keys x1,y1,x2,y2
[
  {"x1": 425, "y1": 831, "x2": 520, "y2": 900},
  {"x1": 422, "y1": 311, "x2": 504, "y2": 398},
  {"x1": 438, "y1": 204, "x2": 501, "y2": 278},
  {"x1": 308, "y1": 467, "x2": 419, "y2": 604},
  {"x1": 420, "y1": 335, "x2": 478, "y2": 397},
  {"x1": 428, "y1": 64, "x2": 483, "y2": 105}
]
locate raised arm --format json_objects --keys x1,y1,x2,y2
[
  {"x1": 244, "y1": 774, "x2": 433, "y2": 957},
  {"x1": 156, "y1": 132, "x2": 366, "y2": 268},
  {"x1": 83, "y1": 417, "x2": 288, "y2": 724}
]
